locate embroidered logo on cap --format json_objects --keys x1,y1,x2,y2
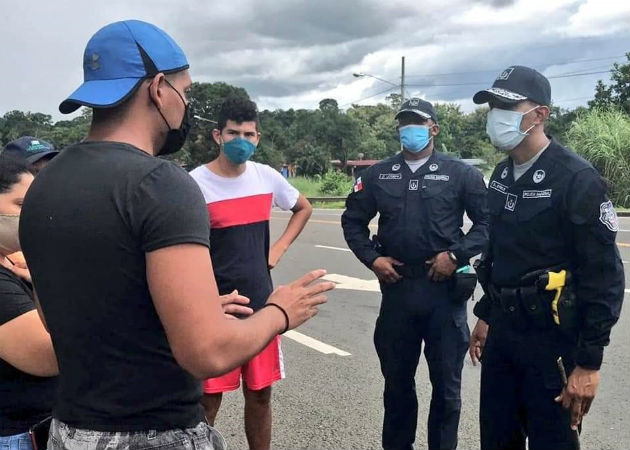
[
  {"x1": 533, "y1": 169, "x2": 545, "y2": 184},
  {"x1": 497, "y1": 67, "x2": 515, "y2": 80},
  {"x1": 409, "y1": 98, "x2": 420, "y2": 106},
  {"x1": 90, "y1": 53, "x2": 100, "y2": 71}
]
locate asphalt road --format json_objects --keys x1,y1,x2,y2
[{"x1": 212, "y1": 209, "x2": 630, "y2": 450}]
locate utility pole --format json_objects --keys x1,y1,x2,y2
[{"x1": 400, "y1": 56, "x2": 405, "y2": 104}]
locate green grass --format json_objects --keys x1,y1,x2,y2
[
  {"x1": 566, "y1": 108, "x2": 630, "y2": 208},
  {"x1": 288, "y1": 176, "x2": 322, "y2": 197}
]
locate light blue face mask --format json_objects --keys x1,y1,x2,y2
[
  {"x1": 486, "y1": 106, "x2": 539, "y2": 151},
  {"x1": 399, "y1": 125, "x2": 432, "y2": 152},
  {"x1": 222, "y1": 137, "x2": 257, "y2": 164}
]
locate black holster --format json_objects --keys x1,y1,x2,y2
[{"x1": 450, "y1": 272, "x2": 478, "y2": 303}]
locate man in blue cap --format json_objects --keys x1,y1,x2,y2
[
  {"x1": 2, "y1": 136, "x2": 59, "y2": 175},
  {"x1": 19, "y1": 20, "x2": 333, "y2": 450}
]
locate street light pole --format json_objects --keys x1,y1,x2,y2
[
  {"x1": 353, "y1": 55, "x2": 407, "y2": 104},
  {"x1": 352, "y1": 72, "x2": 398, "y2": 87},
  {"x1": 400, "y1": 56, "x2": 405, "y2": 104}
]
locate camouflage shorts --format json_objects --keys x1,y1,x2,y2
[{"x1": 47, "y1": 419, "x2": 226, "y2": 450}]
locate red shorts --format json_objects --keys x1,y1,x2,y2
[{"x1": 203, "y1": 336, "x2": 284, "y2": 393}]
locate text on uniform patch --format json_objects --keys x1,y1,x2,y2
[
  {"x1": 379, "y1": 173, "x2": 402, "y2": 180},
  {"x1": 522, "y1": 189, "x2": 552, "y2": 199},
  {"x1": 424, "y1": 174, "x2": 449, "y2": 181}
]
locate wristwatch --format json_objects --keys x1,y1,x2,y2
[{"x1": 447, "y1": 251, "x2": 458, "y2": 264}]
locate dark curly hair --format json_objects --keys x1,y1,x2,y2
[
  {"x1": 217, "y1": 96, "x2": 260, "y2": 131},
  {"x1": 0, "y1": 153, "x2": 30, "y2": 194}
]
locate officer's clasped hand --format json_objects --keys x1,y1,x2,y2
[
  {"x1": 426, "y1": 251, "x2": 457, "y2": 282},
  {"x1": 371, "y1": 256, "x2": 404, "y2": 284}
]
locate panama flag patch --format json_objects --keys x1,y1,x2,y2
[{"x1": 353, "y1": 177, "x2": 363, "y2": 193}]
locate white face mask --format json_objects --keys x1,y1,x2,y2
[
  {"x1": 486, "y1": 106, "x2": 539, "y2": 151},
  {"x1": 0, "y1": 214, "x2": 21, "y2": 255}
]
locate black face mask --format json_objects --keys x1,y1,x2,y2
[{"x1": 153, "y1": 79, "x2": 192, "y2": 156}]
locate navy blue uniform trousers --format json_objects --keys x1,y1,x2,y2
[
  {"x1": 374, "y1": 276, "x2": 469, "y2": 450},
  {"x1": 480, "y1": 307, "x2": 579, "y2": 450}
]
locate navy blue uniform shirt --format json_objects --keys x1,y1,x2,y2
[
  {"x1": 342, "y1": 150, "x2": 489, "y2": 268},
  {"x1": 473, "y1": 139, "x2": 625, "y2": 370}
]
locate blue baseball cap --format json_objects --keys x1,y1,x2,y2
[{"x1": 59, "y1": 20, "x2": 189, "y2": 114}]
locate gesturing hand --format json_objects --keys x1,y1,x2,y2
[{"x1": 266, "y1": 269, "x2": 335, "y2": 330}]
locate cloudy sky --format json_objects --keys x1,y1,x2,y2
[{"x1": 1, "y1": 0, "x2": 628, "y2": 121}]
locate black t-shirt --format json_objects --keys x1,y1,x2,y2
[
  {"x1": 0, "y1": 266, "x2": 56, "y2": 436},
  {"x1": 19, "y1": 142, "x2": 211, "y2": 432}
]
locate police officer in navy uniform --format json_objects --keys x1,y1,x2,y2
[
  {"x1": 468, "y1": 66, "x2": 625, "y2": 450},
  {"x1": 342, "y1": 98, "x2": 489, "y2": 450}
]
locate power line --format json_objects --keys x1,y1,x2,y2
[
  {"x1": 405, "y1": 69, "x2": 612, "y2": 88},
  {"x1": 345, "y1": 55, "x2": 622, "y2": 107},
  {"x1": 404, "y1": 55, "x2": 625, "y2": 79},
  {"x1": 341, "y1": 86, "x2": 397, "y2": 107}
]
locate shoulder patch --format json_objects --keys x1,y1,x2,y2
[
  {"x1": 353, "y1": 177, "x2": 363, "y2": 193},
  {"x1": 599, "y1": 200, "x2": 619, "y2": 232}
]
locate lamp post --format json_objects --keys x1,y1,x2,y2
[
  {"x1": 352, "y1": 72, "x2": 398, "y2": 87},
  {"x1": 352, "y1": 56, "x2": 406, "y2": 103}
]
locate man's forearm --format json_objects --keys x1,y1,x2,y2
[
  {"x1": 273, "y1": 207, "x2": 311, "y2": 251},
  {"x1": 449, "y1": 220, "x2": 489, "y2": 263},
  {"x1": 194, "y1": 307, "x2": 286, "y2": 379}
]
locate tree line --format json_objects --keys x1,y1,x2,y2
[{"x1": 1, "y1": 54, "x2": 628, "y2": 205}]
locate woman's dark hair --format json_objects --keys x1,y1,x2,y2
[
  {"x1": 0, "y1": 153, "x2": 30, "y2": 194},
  {"x1": 217, "y1": 96, "x2": 260, "y2": 131}
]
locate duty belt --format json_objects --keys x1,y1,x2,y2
[
  {"x1": 488, "y1": 269, "x2": 577, "y2": 333},
  {"x1": 394, "y1": 264, "x2": 429, "y2": 279}
]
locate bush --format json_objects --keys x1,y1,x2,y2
[
  {"x1": 319, "y1": 170, "x2": 353, "y2": 196},
  {"x1": 565, "y1": 108, "x2": 630, "y2": 208}
]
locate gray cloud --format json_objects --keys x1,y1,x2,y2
[
  {"x1": 472, "y1": 0, "x2": 517, "y2": 7},
  {"x1": 0, "y1": 0, "x2": 627, "y2": 120}
]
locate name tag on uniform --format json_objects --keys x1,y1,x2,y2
[
  {"x1": 522, "y1": 189, "x2": 552, "y2": 199},
  {"x1": 379, "y1": 173, "x2": 402, "y2": 180},
  {"x1": 423, "y1": 174, "x2": 449, "y2": 181},
  {"x1": 490, "y1": 181, "x2": 508, "y2": 193}
]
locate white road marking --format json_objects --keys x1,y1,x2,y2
[
  {"x1": 322, "y1": 273, "x2": 380, "y2": 292},
  {"x1": 284, "y1": 330, "x2": 351, "y2": 356},
  {"x1": 625, "y1": 289, "x2": 630, "y2": 294},
  {"x1": 315, "y1": 244, "x2": 352, "y2": 252}
]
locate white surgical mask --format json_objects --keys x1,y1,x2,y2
[
  {"x1": 0, "y1": 214, "x2": 20, "y2": 255},
  {"x1": 486, "y1": 106, "x2": 539, "y2": 151}
]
